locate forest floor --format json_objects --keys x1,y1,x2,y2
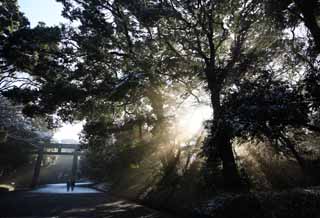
[
  {"x1": 107, "y1": 182, "x2": 320, "y2": 218},
  {"x1": 191, "y1": 186, "x2": 320, "y2": 218}
]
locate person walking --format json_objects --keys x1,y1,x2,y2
[
  {"x1": 66, "y1": 180, "x2": 70, "y2": 192},
  {"x1": 71, "y1": 180, "x2": 75, "y2": 192}
]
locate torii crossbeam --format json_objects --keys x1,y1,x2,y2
[{"x1": 30, "y1": 143, "x2": 83, "y2": 188}]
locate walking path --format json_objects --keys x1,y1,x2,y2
[
  {"x1": 0, "y1": 183, "x2": 178, "y2": 218},
  {"x1": 29, "y1": 182, "x2": 100, "y2": 194}
]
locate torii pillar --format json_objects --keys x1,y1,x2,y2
[
  {"x1": 31, "y1": 145, "x2": 44, "y2": 188},
  {"x1": 71, "y1": 150, "x2": 79, "y2": 182}
]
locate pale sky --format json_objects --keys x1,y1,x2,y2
[
  {"x1": 52, "y1": 121, "x2": 84, "y2": 143},
  {"x1": 18, "y1": 0, "x2": 83, "y2": 142},
  {"x1": 18, "y1": 0, "x2": 67, "y2": 27}
]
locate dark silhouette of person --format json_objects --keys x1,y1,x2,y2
[
  {"x1": 71, "y1": 180, "x2": 75, "y2": 191},
  {"x1": 66, "y1": 180, "x2": 70, "y2": 192}
]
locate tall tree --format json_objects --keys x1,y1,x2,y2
[
  {"x1": 64, "y1": 0, "x2": 275, "y2": 188},
  {"x1": 133, "y1": 0, "x2": 275, "y2": 188}
]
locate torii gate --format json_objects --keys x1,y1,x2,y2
[{"x1": 30, "y1": 143, "x2": 83, "y2": 188}]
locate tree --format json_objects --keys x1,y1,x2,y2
[
  {"x1": 0, "y1": 0, "x2": 29, "y2": 91},
  {"x1": 130, "y1": 0, "x2": 279, "y2": 188},
  {"x1": 223, "y1": 71, "x2": 310, "y2": 168},
  {"x1": 264, "y1": 0, "x2": 320, "y2": 53},
  {"x1": 0, "y1": 0, "x2": 69, "y2": 126},
  {"x1": 1, "y1": 23, "x2": 83, "y2": 125},
  {"x1": 43, "y1": 0, "x2": 265, "y2": 188},
  {"x1": 0, "y1": 95, "x2": 52, "y2": 175},
  {"x1": 262, "y1": 0, "x2": 320, "y2": 133}
]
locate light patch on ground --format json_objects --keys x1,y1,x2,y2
[
  {"x1": 30, "y1": 183, "x2": 101, "y2": 194},
  {"x1": 0, "y1": 184, "x2": 15, "y2": 191}
]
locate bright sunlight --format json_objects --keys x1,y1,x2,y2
[{"x1": 176, "y1": 104, "x2": 212, "y2": 142}]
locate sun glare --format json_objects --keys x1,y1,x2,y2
[
  {"x1": 52, "y1": 121, "x2": 85, "y2": 143},
  {"x1": 177, "y1": 105, "x2": 212, "y2": 140}
]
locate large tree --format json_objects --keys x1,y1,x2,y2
[{"x1": 50, "y1": 0, "x2": 277, "y2": 188}]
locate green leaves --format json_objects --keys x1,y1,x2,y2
[
  {"x1": 0, "y1": 0, "x2": 28, "y2": 37},
  {"x1": 224, "y1": 71, "x2": 310, "y2": 139},
  {"x1": 0, "y1": 96, "x2": 52, "y2": 171},
  {"x1": 3, "y1": 25, "x2": 61, "y2": 73}
]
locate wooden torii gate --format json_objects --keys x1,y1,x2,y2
[{"x1": 30, "y1": 143, "x2": 83, "y2": 188}]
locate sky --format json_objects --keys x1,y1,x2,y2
[
  {"x1": 18, "y1": 0, "x2": 82, "y2": 142},
  {"x1": 18, "y1": 0, "x2": 67, "y2": 27},
  {"x1": 52, "y1": 121, "x2": 84, "y2": 143}
]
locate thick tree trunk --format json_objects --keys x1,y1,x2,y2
[
  {"x1": 205, "y1": 67, "x2": 242, "y2": 190},
  {"x1": 214, "y1": 124, "x2": 242, "y2": 189}
]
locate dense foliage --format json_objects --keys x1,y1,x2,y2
[{"x1": 0, "y1": 0, "x2": 54, "y2": 177}]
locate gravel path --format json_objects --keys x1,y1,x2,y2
[{"x1": 0, "y1": 186, "x2": 178, "y2": 218}]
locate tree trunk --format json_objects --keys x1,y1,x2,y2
[
  {"x1": 214, "y1": 124, "x2": 242, "y2": 189},
  {"x1": 205, "y1": 67, "x2": 242, "y2": 190},
  {"x1": 147, "y1": 86, "x2": 166, "y2": 141}
]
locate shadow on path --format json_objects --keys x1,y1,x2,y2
[
  {"x1": 0, "y1": 187, "x2": 178, "y2": 218},
  {"x1": 61, "y1": 199, "x2": 176, "y2": 218}
]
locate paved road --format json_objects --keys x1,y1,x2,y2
[{"x1": 0, "y1": 185, "x2": 178, "y2": 218}]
